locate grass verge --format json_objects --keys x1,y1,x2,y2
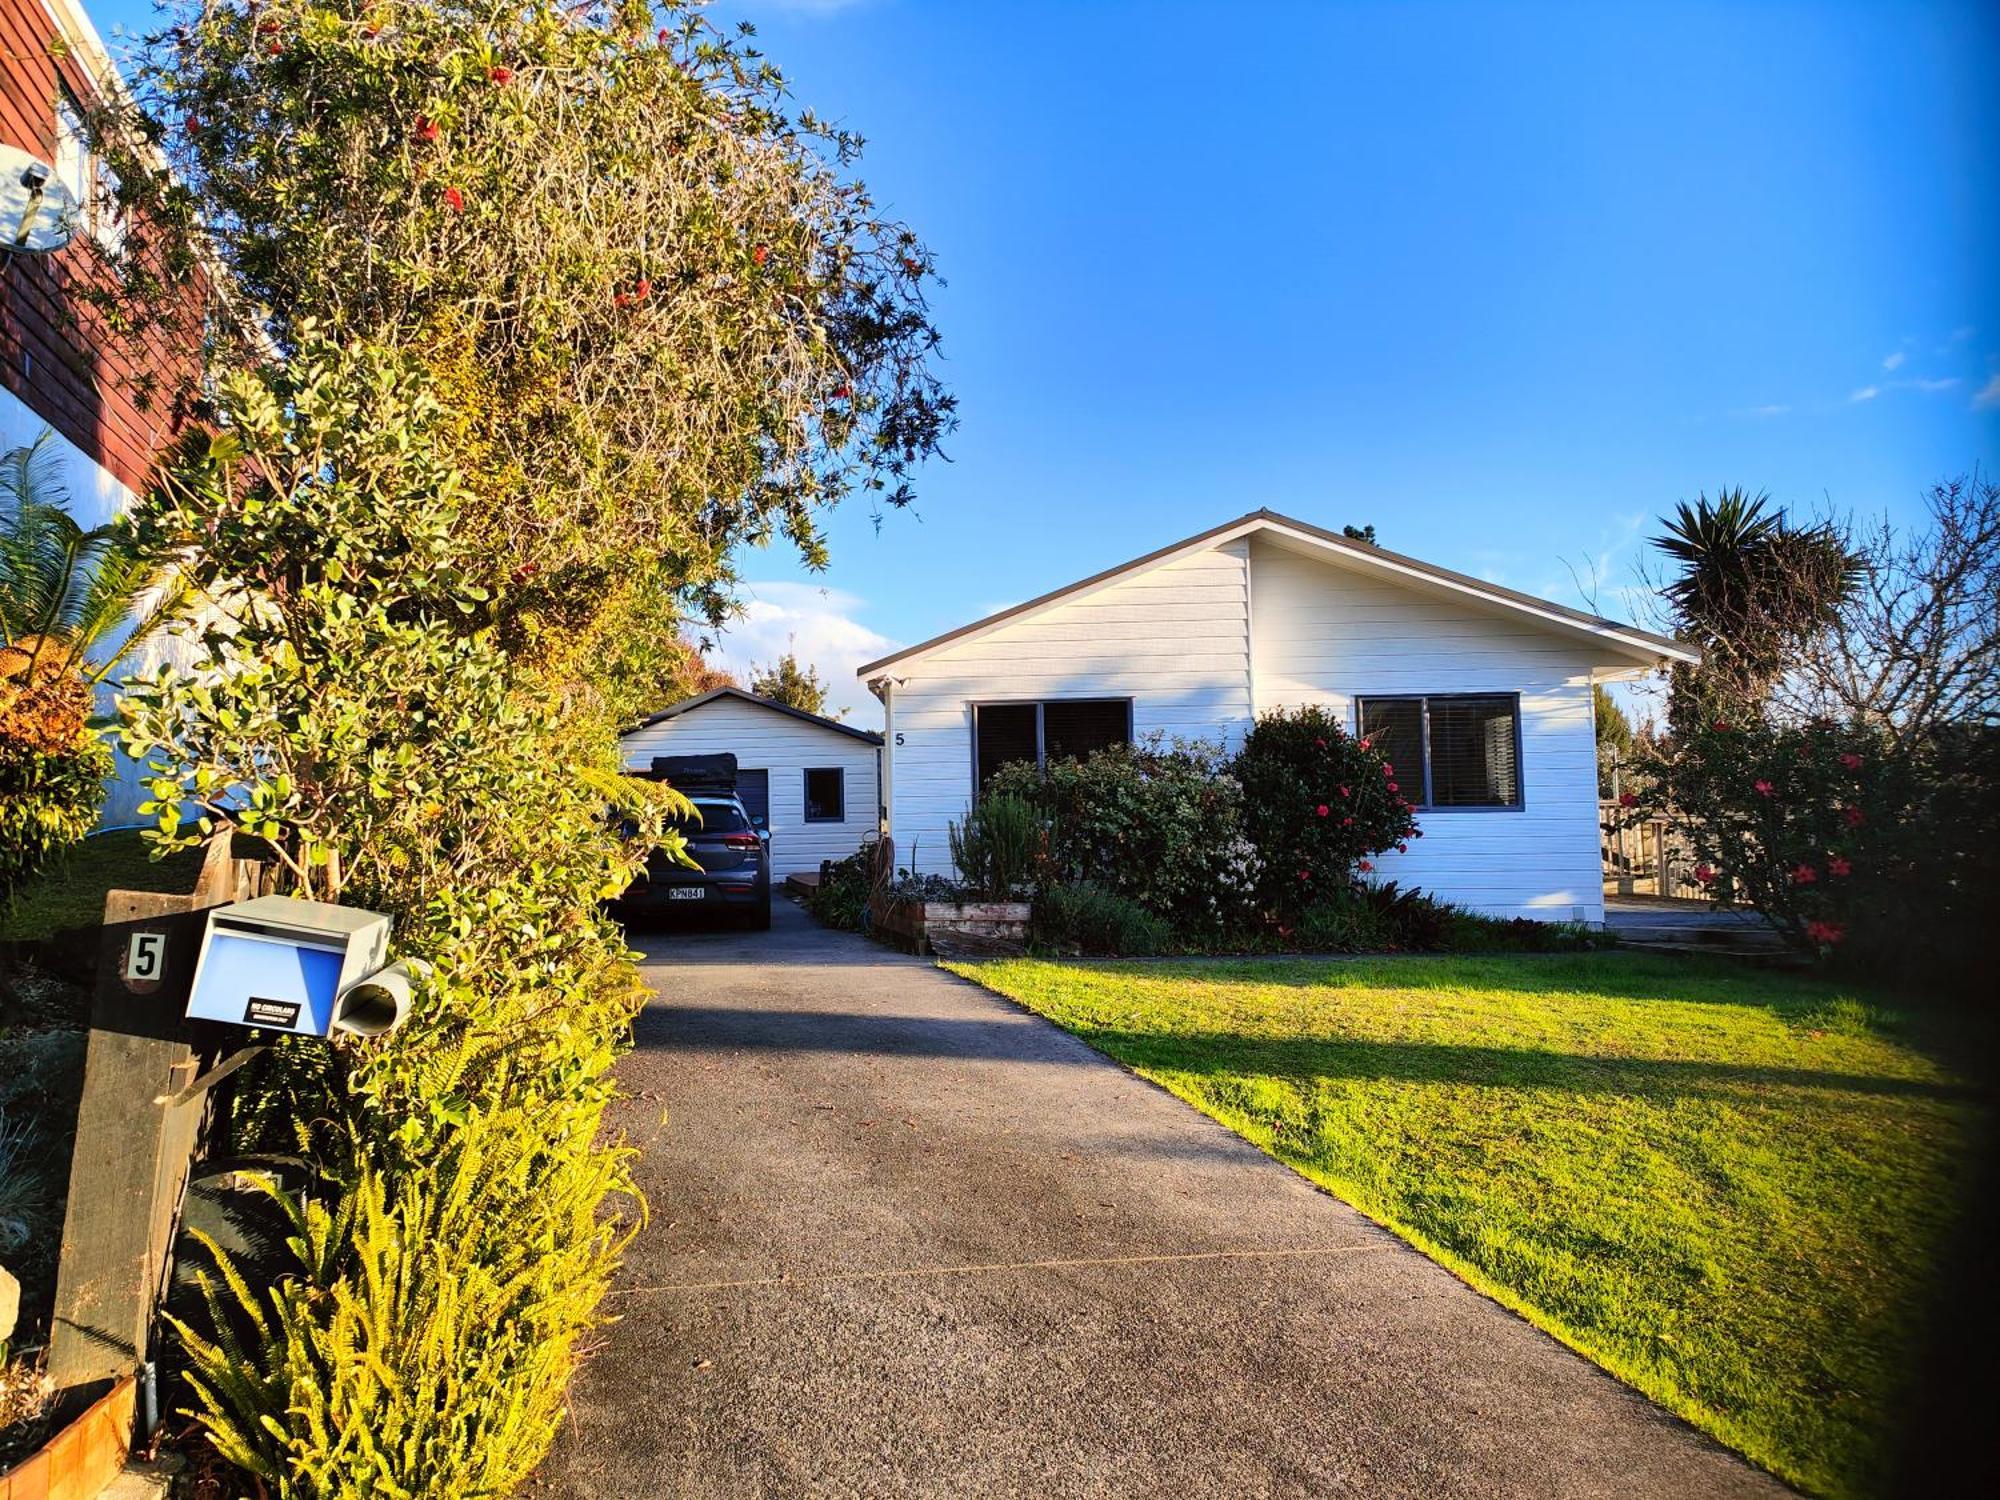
[
  {"x1": 946, "y1": 951, "x2": 1986, "y2": 1499},
  {"x1": 0, "y1": 829, "x2": 205, "y2": 943}
]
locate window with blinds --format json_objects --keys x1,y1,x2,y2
[
  {"x1": 974, "y1": 698, "x2": 1132, "y2": 789},
  {"x1": 1355, "y1": 694, "x2": 1522, "y2": 809}
]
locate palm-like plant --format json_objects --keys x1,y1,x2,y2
[
  {"x1": 1653, "y1": 487, "x2": 1864, "y2": 724},
  {"x1": 0, "y1": 431, "x2": 183, "y2": 690}
]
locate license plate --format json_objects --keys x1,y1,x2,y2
[{"x1": 667, "y1": 887, "x2": 707, "y2": 901}]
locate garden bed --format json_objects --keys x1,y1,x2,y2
[{"x1": 868, "y1": 894, "x2": 1029, "y2": 956}]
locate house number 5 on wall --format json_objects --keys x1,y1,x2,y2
[{"x1": 124, "y1": 931, "x2": 167, "y2": 993}]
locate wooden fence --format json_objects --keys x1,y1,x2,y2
[{"x1": 1600, "y1": 802, "x2": 1709, "y2": 901}]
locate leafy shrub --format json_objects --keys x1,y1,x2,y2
[
  {"x1": 948, "y1": 793, "x2": 1038, "y2": 899},
  {"x1": 1294, "y1": 894, "x2": 1391, "y2": 952},
  {"x1": 1443, "y1": 912, "x2": 1605, "y2": 953},
  {"x1": 0, "y1": 693, "x2": 110, "y2": 905},
  {"x1": 1033, "y1": 883, "x2": 1171, "y2": 957},
  {"x1": 986, "y1": 736, "x2": 1261, "y2": 936},
  {"x1": 807, "y1": 845, "x2": 874, "y2": 931},
  {"x1": 1233, "y1": 705, "x2": 1420, "y2": 913}
]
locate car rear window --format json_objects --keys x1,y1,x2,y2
[{"x1": 673, "y1": 800, "x2": 750, "y2": 835}]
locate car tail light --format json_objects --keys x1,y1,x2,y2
[{"x1": 721, "y1": 833, "x2": 759, "y2": 850}]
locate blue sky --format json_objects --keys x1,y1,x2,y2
[{"x1": 91, "y1": 1, "x2": 2000, "y2": 716}]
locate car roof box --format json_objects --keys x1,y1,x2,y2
[{"x1": 650, "y1": 752, "x2": 738, "y2": 792}]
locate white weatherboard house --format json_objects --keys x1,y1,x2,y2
[
  {"x1": 620, "y1": 688, "x2": 884, "y2": 877},
  {"x1": 860, "y1": 509, "x2": 1696, "y2": 923}
]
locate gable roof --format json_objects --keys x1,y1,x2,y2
[
  {"x1": 858, "y1": 508, "x2": 1697, "y2": 681},
  {"x1": 622, "y1": 686, "x2": 884, "y2": 745}
]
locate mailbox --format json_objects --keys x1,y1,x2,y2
[{"x1": 184, "y1": 896, "x2": 409, "y2": 1038}]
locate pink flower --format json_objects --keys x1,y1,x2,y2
[
  {"x1": 1695, "y1": 863, "x2": 1716, "y2": 885},
  {"x1": 1357, "y1": 860, "x2": 1374, "y2": 873},
  {"x1": 1840, "y1": 753, "x2": 1863, "y2": 770},
  {"x1": 1754, "y1": 779, "x2": 1775, "y2": 797},
  {"x1": 1341, "y1": 816, "x2": 1353, "y2": 827},
  {"x1": 1298, "y1": 869, "x2": 1311, "y2": 882},
  {"x1": 1338, "y1": 786, "x2": 1349, "y2": 797},
  {"x1": 1805, "y1": 919, "x2": 1846, "y2": 946},
  {"x1": 443, "y1": 186, "x2": 464, "y2": 214},
  {"x1": 1315, "y1": 804, "x2": 1329, "y2": 818},
  {"x1": 1618, "y1": 791, "x2": 1638, "y2": 808},
  {"x1": 658, "y1": 26, "x2": 671, "y2": 44},
  {"x1": 1828, "y1": 855, "x2": 1852, "y2": 877},
  {"x1": 1383, "y1": 763, "x2": 1395, "y2": 776},
  {"x1": 1358, "y1": 738, "x2": 1372, "y2": 750},
  {"x1": 1843, "y1": 806, "x2": 1866, "y2": 828},
  {"x1": 1396, "y1": 842, "x2": 1408, "y2": 853},
  {"x1": 1387, "y1": 782, "x2": 1399, "y2": 793},
  {"x1": 1790, "y1": 863, "x2": 1819, "y2": 885}
]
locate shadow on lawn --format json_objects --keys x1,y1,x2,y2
[{"x1": 639, "y1": 1004, "x2": 1981, "y2": 1105}]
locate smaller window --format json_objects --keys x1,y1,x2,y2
[{"x1": 803, "y1": 767, "x2": 845, "y2": 823}]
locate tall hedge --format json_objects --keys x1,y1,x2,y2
[{"x1": 89, "y1": 3, "x2": 949, "y2": 1491}]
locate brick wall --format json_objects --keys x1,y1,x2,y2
[{"x1": 0, "y1": 0, "x2": 200, "y2": 495}]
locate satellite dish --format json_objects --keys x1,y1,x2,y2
[{"x1": 0, "y1": 143, "x2": 79, "y2": 254}]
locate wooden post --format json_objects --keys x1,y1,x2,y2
[{"x1": 46, "y1": 837, "x2": 266, "y2": 1393}]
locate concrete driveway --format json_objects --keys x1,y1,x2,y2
[{"x1": 538, "y1": 897, "x2": 1786, "y2": 1499}]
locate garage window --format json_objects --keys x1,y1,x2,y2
[{"x1": 803, "y1": 767, "x2": 845, "y2": 823}]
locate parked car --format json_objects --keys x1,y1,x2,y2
[{"x1": 611, "y1": 792, "x2": 772, "y2": 929}]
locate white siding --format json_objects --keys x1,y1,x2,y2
[
  {"x1": 621, "y1": 697, "x2": 882, "y2": 876},
  {"x1": 1249, "y1": 535, "x2": 1603, "y2": 921},
  {"x1": 888, "y1": 541, "x2": 1253, "y2": 875}
]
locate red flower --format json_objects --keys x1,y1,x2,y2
[
  {"x1": 1358, "y1": 738, "x2": 1372, "y2": 750},
  {"x1": 1387, "y1": 782, "x2": 1399, "y2": 793},
  {"x1": 413, "y1": 114, "x2": 440, "y2": 144},
  {"x1": 1695, "y1": 863, "x2": 1716, "y2": 885},
  {"x1": 635, "y1": 278, "x2": 653, "y2": 300},
  {"x1": 1382, "y1": 763, "x2": 1395, "y2": 776},
  {"x1": 1828, "y1": 855, "x2": 1852, "y2": 877},
  {"x1": 1315, "y1": 803, "x2": 1329, "y2": 818},
  {"x1": 1618, "y1": 791, "x2": 1638, "y2": 808},
  {"x1": 266, "y1": 40, "x2": 283, "y2": 55},
  {"x1": 1396, "y1": 842, "x2": 1408, "y2": 853},
  {"x1": 1840, "y1": 753, "x2": 1862, "y2": 770},
  {"x1": 658, "y1": 26, "x2": 671, "y2": 44},
  {"x1": 1713, "y1": 719, "x2": 1731, "y2": 732},
  {"x1": 1315, "y1": 737, "x2": 1327, "y2": 748},
  {"x1": 1754, "y1": 779, "x2": 1775, "y2": 797},
  {"x1": 443, "y1": 186, "x2": 464, "y2": 214},
  {"x1": 1357, "y1": 860, "x2": 1374, "y2": 873},
  {"x1": 904, "y1": 256, "x2": 922, "y2": 274},
  {"x1": 490, "y1": 65, "x2": 515, "y2": 85},
  {"x1": 1790, "y1": 863, "x2": 1818, "y2": 885},
  {"x1": 1298, "y1": 869, "x2": 1311, "y2": 882},
  {"x1": 1338, "y1": 785, "x2": 1349, "y2": 797},
  {"x1": 832, "y1": 383, "x2": 851, "y2": 399},
  {"x1": 1805, "y1": 919, "x2": 1846, "y2": 946},
  {"x1": 257, "y1": 18, "x2": 280, "y2": 34},
  {"x1": 183, "y1": 116, "x2": 201, "y2": 137},
  {"x1": 1842, "y1": 806, "x2": 1866, "y2": 828},
  {"x1": 1341, "y1": 816, "x2": 1353, "y2": 826},
  {"x1": 613, "y1": 291, "x2": 631, "y2": 308},
  {"x1": 753, "y1": 244, "x2": 770, "y2": 266}
]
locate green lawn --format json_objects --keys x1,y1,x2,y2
[
  {"x1": 946, "y1": 952, "x2": 1985, "y2": 1499},
  {"x1": 0, "y1": 830, "x2": 206, "y2": 943}
]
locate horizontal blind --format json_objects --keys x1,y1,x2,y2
[
  {"x1": 1429, "y1": 695, "x2": 1520, "y2": 806},
  {"x1": 1357, "y1": 699, "x2": 1425, "y2": 800}
]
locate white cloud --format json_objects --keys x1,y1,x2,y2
[
  {"x1": 1741, "y1": 403, "x2": 1790, "y2": 419},
  {"x1": 1849, "y1": 386, "x2": 1879, "y2": 403},
  {"x1": 713, "y1": 580, "x2": 897, "y2": 723},
  {"x1": 1882, "y1": 350, "x2": 1906, "y2": 371},
  {"x1": 1975, "y1": 374, "x2": 2000, "y2": 410},
  {"x1": 1909, "y1": 377, "x2": 1960, "y2": 393}
]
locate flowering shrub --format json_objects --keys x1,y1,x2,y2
[
  {"x1": 1233, "y1": 706, "x2": 1420, "y2": 913},
  {"x1": 0, "y1": 675, "x2": 109, "y2": 902},
  {"x1": 1642, "y1": 720, "x2": 1920, "y2": 958},
  {"x1": 986, "y1": 736, "x2": 1261, "y2": 937}
]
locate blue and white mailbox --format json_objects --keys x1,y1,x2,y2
[{"x1": 184, "y1": 896, "x2": 411, "y2": 1037}]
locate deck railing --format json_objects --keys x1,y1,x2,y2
[{"x1": 1600, "y1": 801, "x2": 1709, "y2": 901}]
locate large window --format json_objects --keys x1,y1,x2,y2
[
  {"x1": 974, "y1": 698, "x2": 1132, "y2": 788},
  {"x1": 803, "y1": 767, "x2": 845, "y2": 823},
  {"x1": 1356, "y1": 694, "x2": 1522, "y2": 809}
]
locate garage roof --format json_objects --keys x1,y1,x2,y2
[{"x1": 623, "y1": 687, "x2": 884, "y2": 746}]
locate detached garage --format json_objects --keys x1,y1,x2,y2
[{"x1": 620, "y1": 688, "x2": 883, "y2": 878}]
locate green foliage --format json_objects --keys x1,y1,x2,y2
[
  {"x1": 747, "y1": 652, "x2": 835, "y2": 718},
  {"x1": 806, "y1": 843, "x2": 875, "y2": 931},
  {"x1": 1651, "y1": 488, "x2": 1863, "y2": 731},
  {"x1": 0, "y1": 719, "x2": 111, "y2": 907},
  {"x1": 985, "y1": 736, "x2": 1261, "y2": 937},
  {"x1": 82, "y1": 3, "x2": 949, "y2": 1489},
  {"x1": 1233, "y1": 705, "x2": 1420, "y2": 913},
  {"x1": 1593, "y1": 683, "x2": 1633, "y2": 797},
  {"x1": 954, "y1": 953, "x2": 1980, "y2": 1499},
  {"x1": 1031, "y1": 882, "x2": 1170, "y2": 957},
  {"x1": 947, "y1": 793, "x2": 1038, "y2": 900},
  {"x1": 1644, "y1": 717, "x2": 1994, "y2": 978}
]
